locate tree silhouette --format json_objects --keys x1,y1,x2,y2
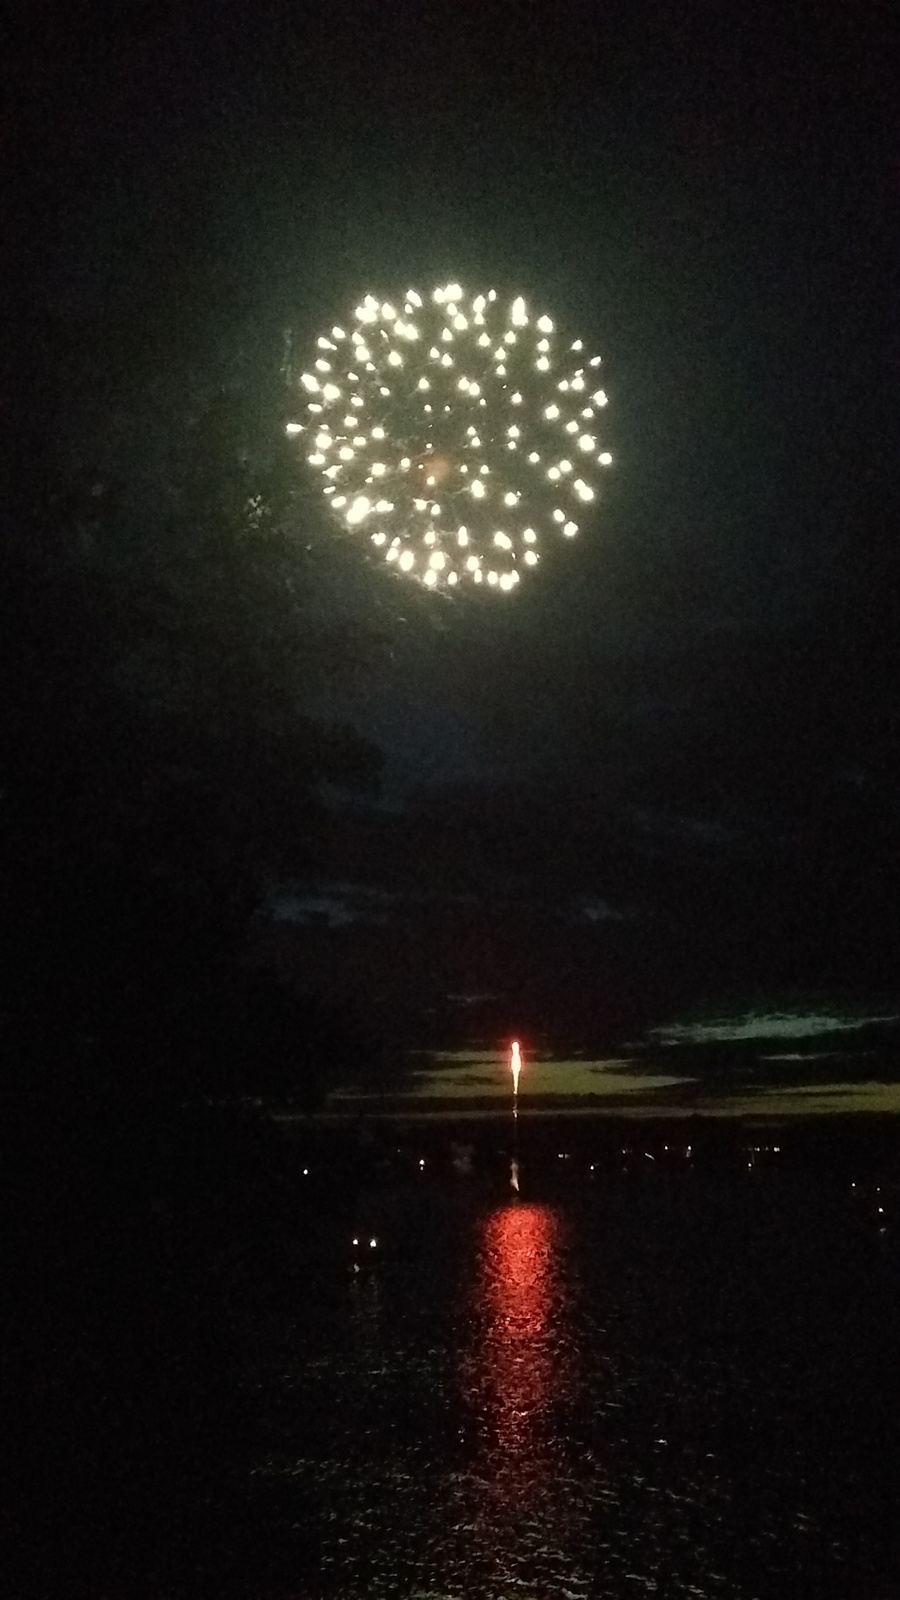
[{"x1": 1, "y1": 360, "x2": 386, "y2": 1116}]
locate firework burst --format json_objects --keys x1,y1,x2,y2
[{"x1": 289, "y1": 285, "x2": 613, "y2": 590}]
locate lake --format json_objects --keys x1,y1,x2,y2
[
  {"x1": 14, "y1": 1007, "x2": 900, "y2": 1599},
  {"x1": 247, "y1": 1145, "x2": 900, "y2": 1599}
]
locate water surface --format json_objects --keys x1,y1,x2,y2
[{"x1": 251, "y1": 1166, "x2": 900, "y2": 1597}]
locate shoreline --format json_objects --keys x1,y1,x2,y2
[{"x1": 279, "y1": 1088, "x2": 900, "y2": 1124}]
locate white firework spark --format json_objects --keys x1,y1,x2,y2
[{"x1": 288, "y1": 285, "x2": 613, "y2": 591}]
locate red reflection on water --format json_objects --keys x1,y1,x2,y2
[{"x1": 467, "y1": 1203, "x2": 566, "y2": 1456}]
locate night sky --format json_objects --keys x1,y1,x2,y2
[{"x1": 7, "y1": 0, "x2": 899, "y2": 1001}]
